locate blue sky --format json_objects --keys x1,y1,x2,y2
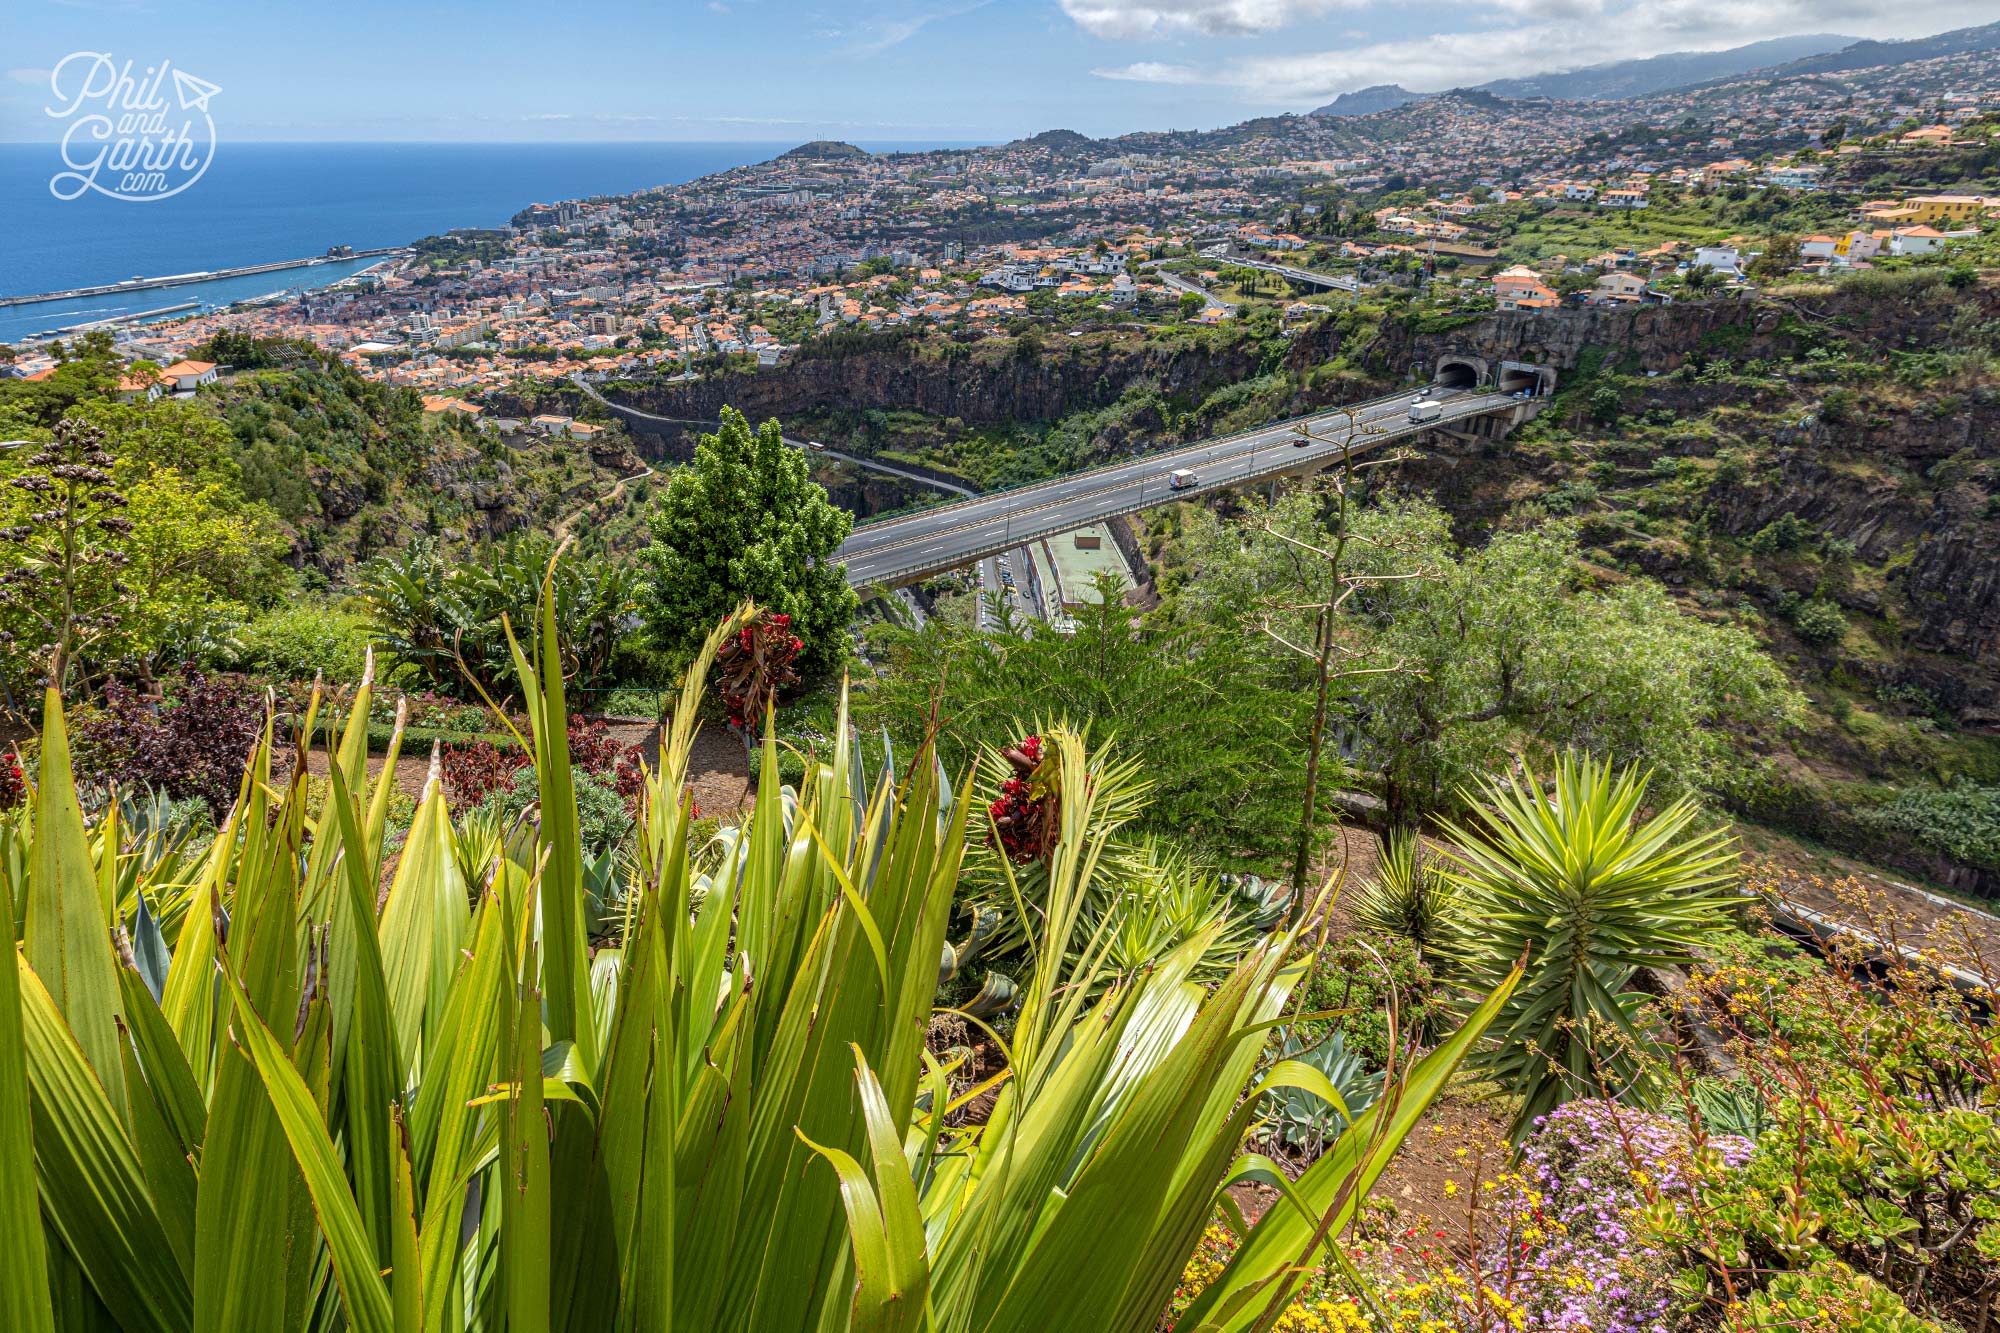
[{"x1": 3, "y1": 0, "x2": 1989, "y2": 143}]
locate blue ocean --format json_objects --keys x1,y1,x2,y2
[{"x1": 0, "y1": 140, "x2": 972, "y2": 342}]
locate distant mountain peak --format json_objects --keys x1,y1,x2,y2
[
  {"x1": 1309, "y1": 34, "x2": 1864, "y2": 115},
  {"x1": 1478, "y1": 34, "x2": 1856, "y2": 101},
  {"x1": 1023, "y1": 128, "x2": 1097, "y2": 152},
  {"x1": 1722, "y1": 20, "x2": 2000, "y2": 84},
  {"x1": 1310, "y1": 85, "x2": 1424, "y2": 118},
  {"x1": 779, "y1": 140, "x2": 866, "y2": 160}
]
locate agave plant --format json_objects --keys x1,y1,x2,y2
[
  {"x1": 1351, "y1": 826, "x2": 1455, "y2": 962},
  {"x1": 1263, "y1": 1029, "x2": 1383, "y2": 1155},
  {"x1": 0, "y1": 552, "x2": 1520, "y2": 1333},
  {"x1": 1436, "y1": 752, "x2": 1739, "y2": 1139}
]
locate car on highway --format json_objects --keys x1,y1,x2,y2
[
  {"x1": 1291, "y1": 433, "x2": 1312, "y2": 448},
  {"x1": 807, "y1": 439, "x2": 826, "y2": 451},
  {"x1": 1168, "y1": 468, "x2": 1198, "y2": 491}
]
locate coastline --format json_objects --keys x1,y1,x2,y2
[
  {"x1": 0, "y1": 254, "x2": 403, "y2": 345},
  {"x1": 0, "y1": 247, "x2": 408, "y2": 310}
]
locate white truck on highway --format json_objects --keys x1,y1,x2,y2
[
  {"x1": 1407, "y1": 399, "x2": 1443, "y2": 423},
  {"x1": 1168, "y1": 468, "x2": 1198, "y2": 491}
]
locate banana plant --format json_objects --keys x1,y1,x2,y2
[{"x1": 0, "y1": 548, "x2": 1522, "y2": 1333}]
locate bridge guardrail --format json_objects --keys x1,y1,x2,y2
[
  {"x1": 844, "y1": 395, "x2": 1511, "y2": 587},
  {"x1": 844, "y1": 385, "x2": 1423, "y2": 534}
]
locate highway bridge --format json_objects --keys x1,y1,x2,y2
[
  {"x1": 1236, "y1": 257, "x2": 1359, "y2": 293},
  {"x1": 835, "y1": 382, "x2": 1536, "y2": 588}
]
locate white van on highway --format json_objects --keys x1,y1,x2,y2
[
  {"x1": 1407, "y1": 399, "x2": 1443, "y2": 423},
  {"x1": 1168, "y1": 468, "x2": 1198, "y2": 491}
]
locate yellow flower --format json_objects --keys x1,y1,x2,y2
[{"x1": 1442, "y1": 1180, "x2": 1458, "y2": 1198}]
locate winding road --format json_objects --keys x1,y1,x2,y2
[{"x1": 568, "y1": 373, "x2": 974, "y2": 498}]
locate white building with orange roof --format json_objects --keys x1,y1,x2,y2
[
  {"x1": 157, "y1": 359, "x2": 218, "y2": 393},
  {"x1": 1889, "y1": 225, "x2": 1949, "y2": 257}
]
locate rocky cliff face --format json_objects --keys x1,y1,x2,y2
[
  {"x1": 1344, "y1": 288, "x2": 1979, "y2": 381},
  {"x1": 1360, "y1": 286, "x2": 2000, "y2": 704},
  {"x1": 1712, "y1": 405, "x2": 2000, "y2": 667},
  {"x1": 604, "y1": 333, "x2": 1264, "y2": 456}
]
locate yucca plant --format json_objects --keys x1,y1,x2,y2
[
  {"x1": 0, "y1": 552, "x2": 1520, "y2": 1333},
  {"x1": 1436, "y1": 752, "x2": 1739, "y2": 1139},
  {"x1": 1350, "y1": 827, "x2": 1455, "y2": 961}
]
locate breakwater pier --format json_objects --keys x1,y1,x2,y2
[{"x1": 0, "y1": 247, "x2": 406, "y2": 309}]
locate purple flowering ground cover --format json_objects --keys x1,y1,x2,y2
[{"x1": 1512, "y1": 1102, "x2": 1753, "y2": 1333}]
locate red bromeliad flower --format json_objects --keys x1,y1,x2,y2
[
  {"x1": 987, "y1": 733, "x2": 1057, "y2": 864},
  {"x1": 715, "y1": 610, "x2": 803, "y2": 735},
  {"x1": 0, "y1": 750, "x2": 24, "y2": 810}
]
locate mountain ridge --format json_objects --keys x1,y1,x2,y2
[{"x1": 1306, "y1": 25, "x2": 2000, "y2": 116}]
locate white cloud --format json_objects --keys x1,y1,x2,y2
[
  {"x1": 1092, "y1": 60, "x2": 1205, "y2": 83},
  {"x1": 843, "y1": 1, "x2": 991, "y2": 57},
  {"x1": 1483, "y1": 0, "x2": 1603, "y2": 18},
  {"x1": 1061, "y1": 0, "x2": 1358, "y2": 40},
  {"x1": 7, "y1": 68, "x2": 52, "y2": 86},
  {"x1": 1092, "y1": 0, "x2": 2000, "y2": 102}
]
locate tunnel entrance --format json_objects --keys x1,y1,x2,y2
[
  {"x1": 1497, "y1": 361, "x2": 1555, "y2": 396},
  {"x1": 1434, "y1": 358, "x2": 1482, "y2": 390}
]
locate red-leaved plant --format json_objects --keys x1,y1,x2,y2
[
  {"x1": 443, "y1": 716, "x2": 647, "y2": 812},
  {"x1": 715, "y1": 611, "x2": 803, "y2": 735},
  {"x1": 988, "y1": 734, "x2": 1056, "y2": 864},
  {"x1": 0, "y1": 748, "x2": 24, "y2": 809},
  {"x1": 71, "y1": 666, "x2": 265, "y2": 816}
]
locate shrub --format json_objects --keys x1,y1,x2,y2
[
  {"x1": 1290, "y1": 933, "x2": 1442, "y2": 1070},
  {"x1": 482, "y1": 764, "x2": 634, "y2": 854},
  {"x1": 1791, "y1": 596, "x2": 1847, "y2": 644},
  {"x1": 1857, "y1": 781, "x2": 2000, "y2": 873},
  {"x1": 1748, "y1": 512, "x2": 1817, "y2": 554},
  {"x1": 439, "y1": 738, "x2": 526, "y2": 808},
  {"x1": 1350, "y1": 828, "x2": 1455, "y2": 961},
  {"x1": 776, "y1": 746, "x2": 810, "y2": 789},
  {"x1": 1665, "y1": 947, "x2": 2000, "y2": 1326},
  {"x1": 441, "y1": 718, "x2": 640, "y2": 811},
  {"x1": 1437, "y1": 753, "x2": 1738, "y2": 1137},
  {"x1": 1540, "y1": 478, "x2": 1599, "y2": 514},
  {"x1": 71, "y1": 666, "x2": 264, "y2": 814},
  {"x1": 566, "y1": 717, "x2": 629, "y2": 775},
  {"x1": 356, "y1": 532, "x2": 638, "y2": 697},
  {"x1": 236, "y1": 603, "x2": 372, "y2": 684}
]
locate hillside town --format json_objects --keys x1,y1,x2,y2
[
  {"x1": 7, "y1": 9, "x2": 2000, "y2": 1333},
  {"x1": 9, "y1": 30, "x2": 2000, "y2": 415}
]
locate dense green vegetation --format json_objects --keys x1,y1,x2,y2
[
  {"x1": 0, "y1": 601, "x2": 1521, "y2": 1333},
  {"x1": 3, "y1": 567, "x2": 1992, "y2": 1332},
  {"x1": 638, "y1": 408, "x2": 856, "y2": 677},
  {"x1": 4, "y1": 273, "x2": 1997, "y2": 1330}
]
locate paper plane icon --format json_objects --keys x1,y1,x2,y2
[{"x1": 172, "y1": 69, "x2": 220, "y2": 112}]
